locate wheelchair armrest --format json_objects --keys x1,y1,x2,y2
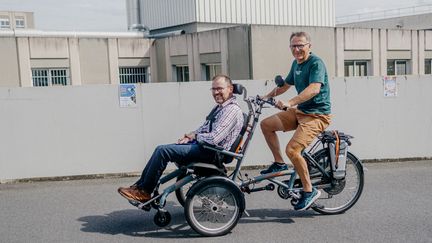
[
  {"x1": 201, "y1": 144, "x2": 243, "y2": 159},
  {"x1": 198, "y1": 141, "x2": 224, "y2": 151}
]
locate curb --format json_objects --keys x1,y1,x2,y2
[{"x1": 1, "y1": 158, "x2": 431, "y2": 184}]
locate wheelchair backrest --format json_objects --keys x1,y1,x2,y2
[{"x1": 222, "y1": 112, "x2": 250, "y2": 164}]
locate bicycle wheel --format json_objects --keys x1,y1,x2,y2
[
  {"x1": 175, "y1": 173, "x2": 193, "y2": 207},
  {"x1": 185, "y1": 177, "x2": 244, "y2": 237},
  {"x1": 311, "y1": 149, "x2": 364, "y2": 215}
]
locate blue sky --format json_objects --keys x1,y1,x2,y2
[{"x1": 1, "y1": 0, "x2": 431, "y2": 31}]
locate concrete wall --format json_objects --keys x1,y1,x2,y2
[
  {"x1": 0, "y1": 37, "x2": 20, "y2": 87},
  {"x1": 227, "y1": 26, "x2": 250, "y2": 80},
  {"x1": 250, "y1": 25, "x2": 336, "y2": 79},
  {"x1": 155, "y1": 26, "x2": 248, "y2": 81},
  {"x1": 79, "y1": 39, "x2": 110, "y2": 84},
  {"x1": 1, "y1": 77, "x2": 431, "y2": 182}
]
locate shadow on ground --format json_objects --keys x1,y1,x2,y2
[{"x1": 78, "y1": 203, "x2": 316, "y2": 238}]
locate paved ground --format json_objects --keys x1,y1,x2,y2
[{"x1": 1, "y1": 161, "x2": 432, "y2": 243}]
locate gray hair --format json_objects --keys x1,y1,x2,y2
[{"x1": 289, "y1": 32, "x2": 311, "y2": 42}]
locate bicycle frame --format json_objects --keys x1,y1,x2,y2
[{"x1": 132, "y1": 86, "x2": 332, "y2": 209}]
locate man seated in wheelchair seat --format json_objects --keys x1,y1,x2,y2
[
  {"x1": 260, "y1": 32, "x2": 331, "y2": 211},
  {"x1": 118, "y1": 75, "x2": 244, "y2": 203}
]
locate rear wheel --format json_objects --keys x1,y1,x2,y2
[
  {"x1": 185, "y1": 180, "x2": 243, "y2": 237},
  {"x1": 310, "y1": 149, "x2": 364, "y2": 215}
]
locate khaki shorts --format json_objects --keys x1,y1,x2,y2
[{"x1": 275, "y1": 108, "x2": 331, "y2": 148}]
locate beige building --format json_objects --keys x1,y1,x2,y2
[
  {"x1": 0, "y1": 11, "x2": 34, "y2": 30},
  {"x1": 153, "y1": 25, "x2": 432, "y2": 82},
  {"x1": 1, "y1": 25, "x2": 432, "y2": 87},
  {"x1": 0, "y1": 30, "x2": 154, "y2": 87}
]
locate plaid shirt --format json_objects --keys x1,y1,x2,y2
[{"x1": 195, "y1": 96, "x2": 244, "y2": 150}]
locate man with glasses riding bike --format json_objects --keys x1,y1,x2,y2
[
  {"x1": 260, "y1": 32, "x2": 331, "y2": 211},
  {"x1": 118, "y1": 75, "x2": 244, "y2": 203}
]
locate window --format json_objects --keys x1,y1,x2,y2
[
  {"x1": 119, "y1": 67, "x2": 147, "y2": 84},
  {"x1": 344, "y1": 61, "x2": 368, "y2": 77},
  {"x1": 387, "y1": 60, "x2": 408, "y2": 75},
  {"x1": 32, "y1": 69, "x2": 70, "y2": 87},
  {"x1": 0, "y1": 17, "x2": 10, "y2": 29},
  {"x1": 425, "y1": 59, "x2": 432, "y2": 75},
  {"x1": 204, "y1": 63, "x2": 222, "y2": 80},
  {"x1": 15, "y1": 17, "x2": 25, "y2": 28},
  {"x1": 175, "y1": 65, "x2": 189, "y2": 82}
]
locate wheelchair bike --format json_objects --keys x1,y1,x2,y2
[{"x1": 125, "y1": 83, "x2": 364, "y2": 237}]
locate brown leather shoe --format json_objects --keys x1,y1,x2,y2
[{"x1": 118, "y1": 187, "x2": 151, "y2": 202}]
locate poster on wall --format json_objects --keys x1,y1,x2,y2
[
  {"x1": 383, "y1": 76, "x2": 397, "y2": 97},
  {"x1": 119, "y1": 84, "x2": 137, "y2": 108}
]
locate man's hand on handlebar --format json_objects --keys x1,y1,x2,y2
[
  {"x1": 275, "y1": 100, "x2": 291, "y2": 111},
  {"x1": 256, "y1": 95, "x2": 292, "y2": 111}
]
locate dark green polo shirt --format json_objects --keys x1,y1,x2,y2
[{"x1": 285, "y1": 53, "x2": 331, "y2": 114}]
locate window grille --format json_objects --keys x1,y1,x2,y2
[
  {"x1": 344, "y1": 61, "x2": 368, "y2": 77},
  {"x1": 15, "y1": 18, "x2": 25, "y2": 28},
  {"x1": 32, "y1": 69, "x2": 69, "y2": 87},
  {"x1": 387, "y1": 60, "x2": 408, "y2": 75},
  {"x1": 425, "y1": 59, "x2": 432, "y2": 75},
  {"x1": 204, "y1": 64, "x2": 222, "y2": 80},
  {"x1": 0, "y1": 18, "x2": 10, "y2": 29},
  {"x1": 176, "y1": 65, "x2": 189, "y2": 82},
  {"x1": 119, "y1": 67, "x2": 147, "y2": 84}
]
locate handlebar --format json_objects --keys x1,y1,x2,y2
[{"x1": 250, "y1": 96, "x2": 288, "y2": 111}]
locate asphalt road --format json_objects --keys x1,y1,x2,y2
[{"x1": 1, "y1": 161, "x2": 432, "y2": 243}]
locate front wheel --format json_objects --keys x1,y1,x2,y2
[
  {"x1": 311, "y1": 149, "x2": 364, "y2": 215},
  {"x1": 184, "y1": 178, "x2": 244, "y2": 237}
]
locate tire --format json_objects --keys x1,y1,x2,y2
[
  {"x1": 175, "y1": 172, "x2": 192, "y2": 207},
  {"x1": 184, "y1": 177, "x2": 244, "y2": 237},
  {"x1": 310, "y1": 149, "x2": 364, "y2": 215}
]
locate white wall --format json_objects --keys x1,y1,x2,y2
[
  {"x1": 1, "y1": 77, "x2": 431, "y2": 182},
  {"x1": 137, "y1": 0, "x2": 335, "y2": 30}
]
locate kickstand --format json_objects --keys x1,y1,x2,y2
[{"x1": 243, "y1": 209, "x2": 250, "y2": 217}]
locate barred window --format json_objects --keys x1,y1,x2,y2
[
  {"x1": 119, "y1": 67, "x2": 147, "y2": 84},
  {"x1": 344, "y1": 61, "x2": 368, "y2": 77},
  {"x1": 387, "y1": 60, "x2": 409, "y2": 75},
  {"x1": 0, "y1": 18, "x2": 10, "y2": 29},
  {"x1": 204, "y1": 63, "x2": 222, "y2": 81},
  {"x1": 425, "y1": 59, "x2": 432, "y2": 75},
  {"x1": 32, "y1": 69, "x2": 70, "y2": 87},
  {"x1": 175, "y1": 65, "x2": 189, "y2": 82},
  {"x1": 15, "y1": 18, "x2": 25, "y2": 28}
]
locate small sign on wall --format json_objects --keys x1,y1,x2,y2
[
  {"x1": 119, "y1": 84, "x2": 137, "y2": 107},
  {"x1": 383, "y1": 76, "x2": 397, "y2": 97}
]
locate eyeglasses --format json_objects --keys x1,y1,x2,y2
[
  {"x1": 289, "y1": 43, "x2": 310, "y2": 50},
  {"x1": 210, "y1": 87, "x2": 227, "y2": 92}
]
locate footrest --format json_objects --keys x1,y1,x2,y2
[{"x1": 128, "y1": 200, "x2": 151, "y2": 211}]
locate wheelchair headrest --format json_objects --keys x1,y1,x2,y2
[{"x1": 232, "y1": 83, "x2": 244, "y2": 95}]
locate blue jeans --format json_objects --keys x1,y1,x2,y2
[{"x1": 135, "y1": 143, "x2": 216, "y2": 193}]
